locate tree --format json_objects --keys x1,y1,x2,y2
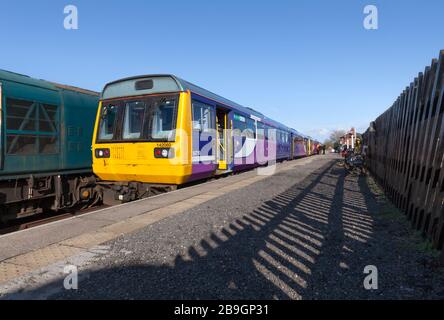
[{"x1": 329, "y1": 130, "x2": 346, "y2": 144}]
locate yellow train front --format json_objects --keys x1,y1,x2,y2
[
  {"x1": 92, "y1": 74, "x2": 305, "y2": 204},
  {"x1": 92, "y1": 75, "x2": 194, "y2": 203}
]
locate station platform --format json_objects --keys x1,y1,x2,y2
[
  {"x1": 1, "y1": 154, "x2": 443, "y2": 300},
  {"x1": 0, "y1": 155, "x2": 326, "y2": 297}
]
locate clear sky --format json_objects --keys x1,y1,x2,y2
[{"x1": 1, "y1": 0, "x2": 443, "y2": 141}]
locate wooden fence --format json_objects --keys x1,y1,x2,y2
[{"x1": 363, "y1": 50, "x2": 444, "y2": 261}]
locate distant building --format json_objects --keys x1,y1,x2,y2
[{"x1": 340, "y1": 128, "x2": 357, "y2": 149}]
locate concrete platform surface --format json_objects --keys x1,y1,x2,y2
[
  {"x1": 3, "y1": 153, "x2": 442, "y2": 300},
  {"x1": 0, "y1": 155, "x2": 322, "y2": 293}
]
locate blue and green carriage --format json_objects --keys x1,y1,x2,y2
[{"x1": 0, "y1": 70, "x2": 100, "y2": 222}]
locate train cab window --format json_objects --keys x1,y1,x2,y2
[
  {"x1": 99, "y1": 104, "x2": 119, "y2": 140},
  {"x1": 150, "y1": 97, "x2": 177, "y2": 141},
  {"x1": 123, "y1": 101, "x2": 145, "y2": 139},
  {"x1": 98, "y1": 94, "x2": 178, "y2": 142}
]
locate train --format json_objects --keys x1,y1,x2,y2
[
  {"x1": 0, "y1": 70, "x2": 101, "y2": 222},
  {"x1": 0, "y1": 71, "x2": 320, "y2": 221},
  {"x1": 92, "y1": 74, "x2": 320, "y2": 203}
]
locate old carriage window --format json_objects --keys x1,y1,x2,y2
[
  {"x1": 6, "y1": 99, "x2": 36, "y2": 131},
  {"x1": 39, "y1": 136, "x2": 58, "y2": 153},
  {"x1": 123, "y1": 101, "x2": 145, "y2": 139},
  {"x1": 39, "y1": 104, "x2": 58, "y2": 133},
  {"x1": 6, "y1": 135, "x2": 37, "y2": 155},
  {"x1": 6, "y1": 98, "x2": 59, "y2": 155}
]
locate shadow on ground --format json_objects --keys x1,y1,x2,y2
[{"x1": 10, "y1": 160, "x2": 441, "y2": 299}]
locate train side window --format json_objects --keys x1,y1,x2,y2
[
  {"x1": 268, "y1": 127, "x2": 276, "y2": 141},
  {"x1": 192, "y1": 100, "x2": 214, "y2": 132},
  {"x1": 246, "y1": 118, "x2": 256, "y2": 139},
  {"x1": 257, "y1": 122, "x2": 264, "y2": 139},
  {"x1": 233, "y1": 114, "x2": 246, "y2": 133}
]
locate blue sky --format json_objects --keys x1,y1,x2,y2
[{"x1": 0, "y1": 0, "x2": 443, "y2": 141}]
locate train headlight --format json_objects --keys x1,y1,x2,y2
[
  {"x1": 80, "y1": 189, "x2": 91, "y2": 200},
  {"x1": 154, "y1": 148, "x2": 174, "y2": 158},
  {"x1": 95, "y1": 148, "x2": 110, "y2": 158}
]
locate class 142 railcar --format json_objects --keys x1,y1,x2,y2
[
  {"x1": 92, "y1": 74, "x2": 316, "y2": 204},
  {"x1": 0, "y1": 70, "x2": 100, "y2": 222}
]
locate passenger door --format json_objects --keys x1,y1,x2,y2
[
  {"x1": 191, "y1": 100, "x2": 216, "y2": 165},
  {"x1": 216, "y1": 108, "x2": 228, "y2": 170}
]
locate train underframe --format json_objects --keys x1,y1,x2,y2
[
  {"x1": 0, "y1": 172, "x2": 101, "y2": 223},
  {"x1": 97, "y1": 181, "x2": 177, "y2": 205}
]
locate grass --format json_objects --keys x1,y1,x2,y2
[{"x1": 365, "y1": 175, "x2": 441, "y2": 258}]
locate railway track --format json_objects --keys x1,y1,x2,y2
[
  {"x1": 0, "y1": 170, "x2": 242, "y2": 235},
  {"x1": 0, "y1": 205, "x2": 108, "y2": 235}
]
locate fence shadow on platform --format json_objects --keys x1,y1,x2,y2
[{"x1": 14, "y1": 160, "x2": 381, "y2": 299}]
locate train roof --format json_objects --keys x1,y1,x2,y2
[
  {"x1": 0, "y1": 69, "x2": 99, "y2": 96},
  {"x1": 103, "y1": 74, "x2": 264, "y2": 118},
  {"x1": 48, "y1": 82, "x2": 99, "y2": 96},
  {"x1": 102, "y1": 74, "x2": 301, "y2": 132}
]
